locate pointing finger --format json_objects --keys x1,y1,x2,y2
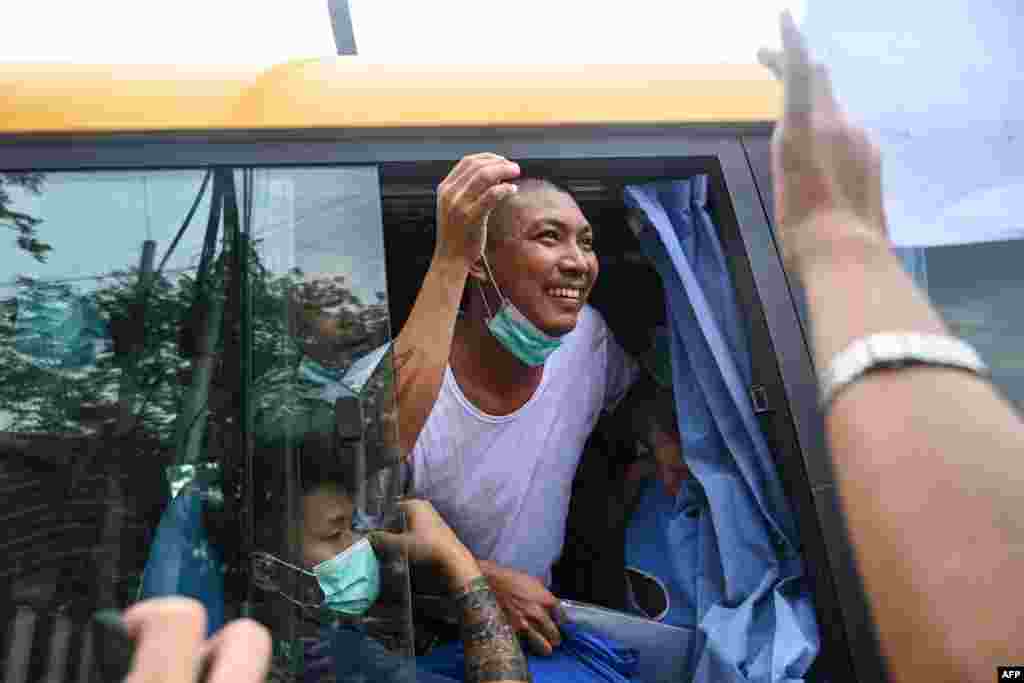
[{"x1": 780, "y1": 10, "x2": 813, "y2": 118}]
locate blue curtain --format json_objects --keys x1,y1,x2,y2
[
  {"x1": 623, "y1": 177, "x2": 819, "y2": 682},
  {"x1": 139, "y1": 486, "x2": 227, "y2": 637}
]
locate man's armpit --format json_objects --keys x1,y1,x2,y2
[{"x1": 392, "y1": 345, "x2": 417, "y2": 374}]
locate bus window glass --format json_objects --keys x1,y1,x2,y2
[
  {"x1": 0, "y1": 166, "x2": 410, "y2": 683},
  {"x1": 379, "y1": 165, "x2": 822, "y2": 682},
  {"x1": 791, "y1": 240, "x2": 1024, "y2": 412},
  {"x1": 909, "y1": 239, "x2": 1024, "y2": 411}
]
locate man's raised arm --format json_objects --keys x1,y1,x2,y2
[{"x1": 393, "y1": 154, "x2": 519, "y2": 455}]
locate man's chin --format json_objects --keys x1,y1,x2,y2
[{"x1": 542, "y1": 314, "x2": 580, "y2": 337}]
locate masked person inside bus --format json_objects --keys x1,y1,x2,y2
[
  {"x1": 251, "y1": 428, "x2": 530, "y2": 683},
  {"x1": 393, "y1": 158, "x2": 642, "y2": 655}
]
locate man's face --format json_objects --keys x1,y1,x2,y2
[
  {"x1": 487, "y1": 189, "x2": 598, "y2": 337},
  {"x1": 301, "y1": 485, "x2": 358, "y2": 569}
]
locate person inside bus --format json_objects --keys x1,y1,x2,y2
[
  {"x1": 247, "y1": 427, "x2": 533, "y2": 683},
  {"x1": 393, "y1": 165, "x2": 642, "y2": 655},
  {"x1": 555, "y1": 325, "x2": 699, "y2": 629},
  {"x1": 617, "y1": 335, "x2": 700, "y2": 629},
  {"x1": 263, "y1": 430, "x2": 639, "y2": 683}
]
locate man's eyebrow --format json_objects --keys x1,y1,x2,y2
[{"x1": 537, "y1": 218, "x2": 594, "y2": 234}]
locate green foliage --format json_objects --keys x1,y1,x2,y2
[
  {"x1": 0, "y1": 235, "x2": 390, "y2": 444},
  {"x1": 0, "y1": 172, "x2": 52, "y2": 262}
]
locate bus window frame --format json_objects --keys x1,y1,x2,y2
[{"x1": 0, "y1": 124, "x2": 884, "y2": 683}]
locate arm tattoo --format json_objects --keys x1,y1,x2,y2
[{"x1": 453, "y1": 577, "x2": 531, "y2": 683}]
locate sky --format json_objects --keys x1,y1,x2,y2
[
  {"x1": 1, "y1": 0, "x2": 804, "y2": 64},
  {"x1": 2, "y1": 0, "x2": 1021, "y2": 248},
  {"x1": 1, "y1": 0, "x2": 1022, "y2": 407}
]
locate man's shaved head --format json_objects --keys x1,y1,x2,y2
[{"x1": 484, "y1": 178, "x2": 576, "y2": 252}]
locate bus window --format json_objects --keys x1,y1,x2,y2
[
  {"x1": 898, "y1": 240, "x2": 1024, "y2": 413},
  {"x1": 788, "y1": 239, "x2": 1024, "y2": 415},
  {"x1": 380, "y1": 159, "x2": 822, "y2": 682},
  {"x1": 0, "y1": 166, "x2": 411, "y2": 683}
]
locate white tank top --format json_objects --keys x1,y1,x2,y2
[{"x1": 409, "y1": 305, "x2": 639, "y2": 584}]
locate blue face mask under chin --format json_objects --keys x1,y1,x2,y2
[
  {"x1": 477, "y1": 254, "x2": 563, "y2": 367},
  {"x1": 313, "y1": 537, "x2": 381, "y2": 617}
]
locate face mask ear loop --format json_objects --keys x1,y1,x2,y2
[
  {"x1": 475, "y1": 280, "x2": 495, "y2": 321},
  {"x1": 477, "y1": 252, "x2": 505, "y2": 321}
]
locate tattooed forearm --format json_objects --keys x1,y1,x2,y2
[{"x1": 454, "y1": 577, "x2": 531, "y2": 683}]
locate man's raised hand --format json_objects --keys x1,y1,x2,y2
[{"x1": 434, "y1": 153, "x2": 520, "y2": 267}]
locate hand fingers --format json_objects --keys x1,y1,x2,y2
[
  {"x1": 534, "y1": 586, "x2": 559, "y2": 610},
  {"x1": 451, "y1": 159, "x2": 521, "y2": 211},
  {"x1": 780, "y1": 10, "x2": 810, "y2": 68},
  {"x1": 444, "y1": 152, "x2": 506, "y2": 181},
  {"x1": 779, "y1": 10, "x2": 813, "y2": 118},
  {"x1": 812, "y1": 62, "x2": 839, "y2": 119},
  {"x1": 203, "y1": 618, "x2": 273, "y2": 683},
  {"x1": 508, "y1": 611, "x2": 531, "y2": 634},
  {"x1": 373, "y1": 529, "x2": 425, "y2": 565},
  {"x1": 476, "y1": 183, "x2": 519, "y2": 222},
  {"x1": 443, "y1": 153, "x2": 513, "y2": 195},
  {"x1": 123, "y1": 597, "x2": 207, "y2": 683},
  {"x1": 523, "y1": 627, "x2": 554, "y2": 657},
  {"x1": 528, "y1": 607, "x2": 562, "y2": 648}
]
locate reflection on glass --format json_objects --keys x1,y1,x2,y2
[
  {"x1": 913, "y1": 238, "x2": 1024, "y2": 410},
  {"x1": 790, "y1": 240, "x2": 1024, "y2": 411},
  {"x1": 0, "y1": 167, "x2": 408, "y2": 682}
]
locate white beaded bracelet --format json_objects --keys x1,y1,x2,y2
[{"x1": 819, "y1": 332, "x2": 989, "y2": 408}]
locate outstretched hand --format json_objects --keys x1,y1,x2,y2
[{"x1": 757, "y1": 11, "x2": 889, "y2": 268}]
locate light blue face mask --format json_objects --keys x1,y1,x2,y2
[
  {"x1": 477, "y1": 253, "x2": 563, "y2": 367},
  {"x1": 312, "y1": 537, "x2": 381, "y2": 616}
]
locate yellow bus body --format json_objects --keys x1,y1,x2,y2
[{"x1": 0, "y1": 60, "x2": 780, "y2": 134}]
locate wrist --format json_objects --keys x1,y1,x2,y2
[
  {"x1": 439, "y1": 545, "x2": 484, "y2": 592},
  {"x1": 431, "y1": 245, "x2": 475, "y2": 276},
  {"x1": 781, "y1": 209, "x2": 892, "y2": 277}
]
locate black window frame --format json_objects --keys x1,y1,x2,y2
[{"x1": 0, "y1": 124, "x2": 886, "y2": 683}]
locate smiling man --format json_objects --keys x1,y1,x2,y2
[{"x1": 393, "y1": 154, "x2": 641, "y2": 656}]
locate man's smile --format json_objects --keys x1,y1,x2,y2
[{"x1": 546, "y1": 287, "x2": 582, "y2": 300}]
